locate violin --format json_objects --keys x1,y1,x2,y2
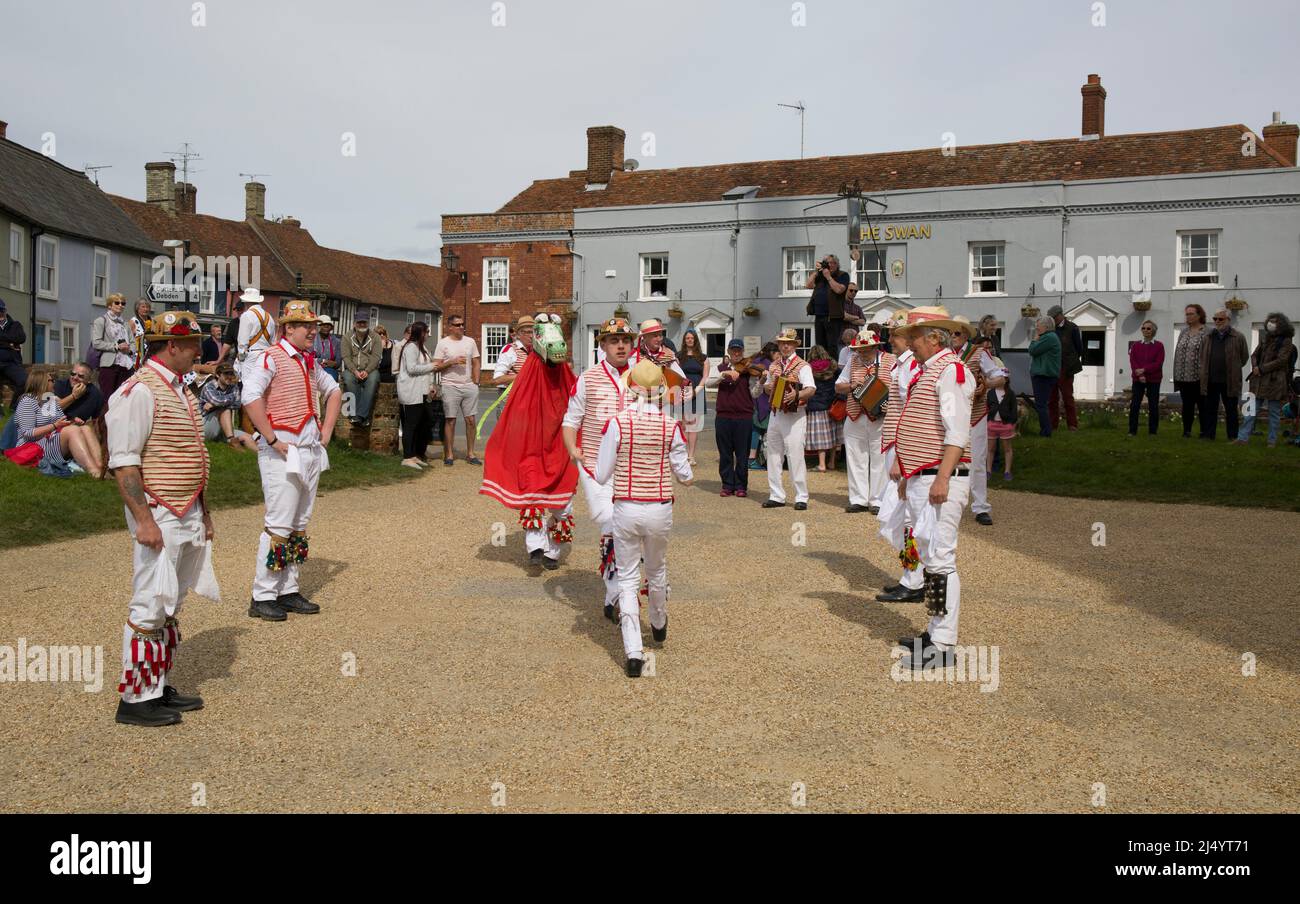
[{"x1": 721, "y1": 356, "x2": 764, "y2": 378}]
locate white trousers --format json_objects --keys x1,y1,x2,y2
[
  {"x1": 904, "y1": 473, "x2": 969, "y2": 649},
  {"x1": 970, "y1": 417, "x2": 990, "y2": 515},
  {"x1": 843, "y1": 415, "x2": 884, "y2": 507},
  {"x1": 765, "y1": 411, "x2": 808, "y2": 504},
  {"x1": 120, "y1": 505, "x2": 212, "y2": 703},
  {"x1": 252, "y1": 443, "x2": 324, "y2": 602},
  {"x1": 883, "y1": 447, "x2": 924, "y2": 590},
  {"x1": 612, "y1": 500, "x2": 672, "y2": 660},
  {"x1": 578, "y1": 469, "x2": 620, "y2": 606},
  {"x1": 524, "y1": 500, "x2": 573, "y2": 560}
]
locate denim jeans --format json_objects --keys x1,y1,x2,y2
[
  {"x1": 343, "y1": 370, "x2": 380, "y2": 421},
  {"x1": 1237, "y1": 399, "x2": 1283, "y2": 444},
  {"x1": 1030, "y1": 375, "x2": 1057, "y2": 436},
  {"x1": 1128, "y1": 381, "x2": 1160, "y2": 435}
]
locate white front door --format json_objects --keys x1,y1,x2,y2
[{"x1": 1066, "y1": 300, "x2": 1119, "y2": 400}]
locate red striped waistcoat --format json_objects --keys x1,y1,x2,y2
[
  {"x1": 959, "y1": 343, "x2": 989, "y2": 424},
  {"x1": 263, "y1": 343, "x2": 318, "y2": 434},
  {"x1": 881, "y1": 351, "x2": 918, "y2": 452},
  {"x1": 124, "y1": 363, "x2": 209, "y2": 517},
  {"x1": 610, "y1": 406, "x2": 680, "y2": 502},
  {"x1": 577, "y1": 362, "x2": 626, "y2": 473},
  {"x1": 508, "y1": 342, "x2": 528, "y2": 376},
  {"x1": 895, "y1": 349, "x2": 972, "y2": 477}
]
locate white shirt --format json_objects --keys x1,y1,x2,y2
[
  {"x1": 834, "y1": 349, "x2": 882, "y2": 391},
  {"x1": 492, "y1": 342, "x2": 527, "y2": 380},
  {"x1": 764, "y1": 354, "x2": 815, "y2": 417},
  {"x1": 593, "y1": 399, "x2": 693, "y2": 487},
  {"x1": 241, "y1": 338, "x2": 340, "y2": 445},
  {"x1": 629, "y1": 346, "x2": 688, "y2": 381},
  {"x1": 105, "y1": 359, "x2": 195, "y2": 470},
  {"x1": 926, "y1": 352, "x2": 975, "y2": 450},
  {"x1": 236, "y1": 305, "x2": 276, "y2": 362},
  {"x1": 952, "y1": 342, "x2": 1001, "y2": 380},
  {"x1": 563, "y1": 360, "x2": 628, "y2": 430}
]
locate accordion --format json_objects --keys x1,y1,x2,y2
[
  {"x1": 852, "y1": 375, "x2": 889, "y2": 419},
  {"x1": 771, "y1": 375, "x2": 802, "y2": 413}
]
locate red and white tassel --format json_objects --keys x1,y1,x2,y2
[{"x1": 519, "y1": 507, "x2": 545, "y2": 531}]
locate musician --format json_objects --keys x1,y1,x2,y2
[
  {"x1": 890, "y1": 307, "x2": 974, "y2": 669},
  {"x1": 630, "y1": 318, "x2": 688, "y2": 417},
  {"x1": 951, "y1": 316, "x2": 1005, "y2": 527},
  {"x1": 562, "y1": 317, "x2": 636, "y2": 621},
  {"x1": 876, "y1": 310, "x2": 925, "y2": 603},
  {"x1": 706, "y1": 338, "x2": 758, "y2": 497},
  {"x1": 835, "y1": 327, "x2": 890, "y2": 514},
  {"x1": 235, "y1": 287, "x2": 277, "y2": 381},
  {"x1": 491, "y1": 315, "x2": 535, "y2": 388},
  {"x1": 594, "y1": 359, "x2": 693, "y2": 677},
  {"x1": 761, "y1": 329, "x2": 815, "y2": 510}
]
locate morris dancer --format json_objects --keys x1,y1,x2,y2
[
  {"x1": 235, "y1": 287, "x2": 276, "y2": 381},
  {"x1": 106, "y1": 310, "x2": 219, "y2": 726},
  {"x1": 629, "y1": 318, "x2": 688, "y2": 418},
  {"x1": 835, "y1": 326, "x2": 890, "y2": 514},
  {"x1": 491, "y1": 315, "x2": 535, "y2": 388},
  {"x1": 890, "y1": 307, "x2": 974, "y2": 668},
  {"x1": 562, "y1": 317, "x2": 635, "y2": 620},
  {"x1": 761, "y1": 329, "x2": 815, "y2": 510},
  {"x1": 594, "y1": 359, "x2": 693, "y2": 677},
  {"x1": 876, "y1": 310, "x2": 925, "y2": 603},
  {"x1": 242, "y1": 300, "x2": 342, "y2": 621},
  {"x1": 951, "y1": 315, "x2": 1004, "y2": 527},
  {"x1": 480, "y1": 314, "x2": 579, "y2": 570}
]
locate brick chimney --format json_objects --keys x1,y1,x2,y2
[
  {"x1": 245, "y1": 181, "x2": 266, "y2": 220},
  {"x1": 586, "y1": 126, "x2": 626, "y2": 186},
  {"x1": 1081, "y1": 74, "x2": 1107, "y2": 138},
  {"x1": 1262, "y1": 112, "x2": 1298, "y2": 166},
  {"x1": 0, "y1": 121, "x2": 7, "y2": 140},
  {"x1": 175, "y1": 182, "x2": 197, "y2": 215},
  {"x1": 145, "y1": 161, "x2": 177, "y2": 215}
]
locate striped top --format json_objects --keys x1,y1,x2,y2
[
  {"x1": 124, "y1": 364, "x2": 209, "y2": 516},
  {"x1": 895, "y1": 349, "x2": 972, "y2": 477},
  {"x1": 958, "y1": 343, "x2": 991, "y2": 424},
  {"x1": 609, "y1": 406, "x2": 682, "y2": 502},
  {"x1": 564, "y1": 360, "x2": 627, "y2": 475},
  {"x1": 263, "y1": 343, "x2": 318, "y2": 434},
  {"x1": 881, "y1": 350, "x2": 919, "y2": 452}
]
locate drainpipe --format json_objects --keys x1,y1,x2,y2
[
  {"x1": 732, "y1": 202, "x2": 741, "y2": 337},
  {"x1": 568, "y1": 230, "x2": 584, "y2": 355},
  {"x1": 28, "y1": 226, "x2": 44, "y2": 363}
]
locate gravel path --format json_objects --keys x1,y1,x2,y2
[{"x1": 2, "y1": 447, "x2": 1297, "y2": 813}]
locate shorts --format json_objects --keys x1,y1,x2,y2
[
  {"x1": 987, "y1": 419, "x2": 1017, "y2": 440},
  {"x1": 440, "y1": 382, "x2": 479, "y2": 419}
]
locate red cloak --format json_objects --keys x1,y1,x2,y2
[{"x1": 479, "y1": 352, "x2": 579, "y2": 510}]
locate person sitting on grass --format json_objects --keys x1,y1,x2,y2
[
  {"x1": 13, "y1": 370, "x2": 105, "y2": 477},
  {"x1": 199, "y1": 363, "x2": 257, "y2": 450},
  {"x1": 52, "y1": 362, "x2": 103, "y2": 424}
]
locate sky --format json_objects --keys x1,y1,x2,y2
[{"x1": 3, "y1": 0, "x2": 1297, "y2": 264}]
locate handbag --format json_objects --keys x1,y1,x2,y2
[
  {"x1": 829, "y1": 398, "x2": 847, "y2": 422},
  {"x1": 4, "y1": 442, "x2": 43, "y2": 468}
]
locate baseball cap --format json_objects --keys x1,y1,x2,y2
[
  {"x1": 1047, "y1": 305, "x2": 1064, "y2": 318},
  {"x1": 727, "y1": 338, "x2": 744, "y2": 350}
]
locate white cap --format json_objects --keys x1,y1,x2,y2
[{"x1": 318, "y1": 314, "x2": 333, "y2": 325}]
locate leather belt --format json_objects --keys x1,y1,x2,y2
[{"x1": 919, "y1": 468, "x2": 970, "y2": 477}]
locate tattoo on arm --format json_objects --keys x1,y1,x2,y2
[{"x1": 117, "y1": 468, "x2": 148, "y2": 508}]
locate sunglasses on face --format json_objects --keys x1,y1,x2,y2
[{"x1": 1213, "y1": 317, "x2": 1228, "y2": 322}]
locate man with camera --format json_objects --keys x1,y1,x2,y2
[{"x1": 804, "y1": 254, "x2": 851, "y2": 358}]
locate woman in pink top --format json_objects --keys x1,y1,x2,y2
[{"x1": 1128, "y1": 320, "x2": 1166, "y2": 436}]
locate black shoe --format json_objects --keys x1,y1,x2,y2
[
  {"x1": 249, "y1": 598, "x2": 288, "y2": 621},
  {"x1": 877, "y1": 586, "x2": 925, "y2": 603},
  {"x1": 975, "y1": 513, "x2": 993, "y2": 526},
  {"x1": 867, "y1": 505, "x2": 881, "y2": 515},
  {"x1": 794, "y1": 501, "x2": 807, "y2": 511},
  {"x1": 542, "y1": 556, "x2": 559, "y2": 571},
  {"x1": 909, "y1": 644, "x2": 956, "y2": 670},
  {"x1": 845, "y1": 504, "x2": 869, "y2": 513},
  {"x1": 161, "y1": 685, "x2": 204, "y2": 712},
  {"x1": 529, "y1": 548, "x2": 543, "y2": 566},
  {"x1": 881, "y1": 583, "x2": 902, "y2": 594},
  {"x1": 626, "y1": 657, "x2": 644, "y2": 678},
  {"x1": 761, "y1": 500, "x2": 786, "y2": 508},
  {"x1": 652, "y1": 617, "x2": 667, "y2": 643},
  {"x1": 604, "y1": 603, "x2": 617, "y2": 623},
  {"x1": 897, "y1": 631, "x2": 931, "y2": 649},
  {"x1": 115, "y1": 698, "x2": 183, "y2": 727},
  {"x1": 276, "y1": 592, "x2": 320, "y2": 614}
]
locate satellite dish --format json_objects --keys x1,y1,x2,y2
[{"x1": 623, "y1": 158, "x2": 640, "y2": 171}]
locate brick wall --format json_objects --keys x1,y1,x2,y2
[{"x1": 348, "y1": 382, "x2": 400, "y2": 454}]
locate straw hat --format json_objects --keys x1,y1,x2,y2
[
  {"x1": 515, "y1": 314, "x2": 536, "y2": 331},
  {"x1": 598, "y1": 317, "x2": 636, "y2": 340},
  {"x1": 773, "y1": 328, "x2": 801, "y2": 344},
  {"x1": 144, "y1": 309, "x2": 203, "y2": 342},
  {"x1": 638, "y1": 318, "x2": 666, "y2": 336},
  {"x1": 849, "y1": 328, "x2": 885, "y2": 349},
  {"x1": 893, "y1": 306, "x2": 964, "y2": 335},
  {"x1": 278, "y1": 299, "x2": 320, "y2": 325},
  {"x1": 951, "y1": 314, "x2": 974, "y2": 336},
  {"x1": 885, "y1": 309, "x2": 911, "y2": 331},
  {"x1": 624, "y1": 358, "x2": 666, "y2": 397}
]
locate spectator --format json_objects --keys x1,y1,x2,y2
[
  {"x1": 91, "y1": 294, "x2": 136, "y2": 408},
  {"x1": 220, "y1": 299, "x2": 245, "y2": 364},
  {"x1": 978, "y1": 315, "x2": 1002, "y2": 357},
  {"x1": 749, "y1": 341, "x2": 777, "y2": 471},
  {"x1": 1048, "y1": 304, "x2": 1083, "y2": 432},
  {"x1": 1027, "y1": 315, "x2": 1061, "y2": 437},
  {"x1": 0, "y1": 299, "x2": 30, "y2": 417},
  {"x1": 396, "y1": 321, "x2": 436, "y2": 469},
  {"x1": 52, "y1": 362, "x2": 103, "y2": 423},
  {"x1": 804, "y1": 253, "x2": 850, "y2": 357},
  {"x1": 201, "y1": 322, "x2": 223, "y2": 364},
  {"x1": 706, "y1": 339, "x2": 756, "y2": 497},
  {"x1": 836, "y1": 327, "x2": 858, "y2": 372},
  {"x1": 343, "y1": 310, "x2": 382, "y2": 427},
  {"x1": 129, "y1": 299, "x2": 152, "y2": 368},
  {"x1": 199, "y1": 363, "x2": 257, "y2": 450},
  {"x1": 986, "y1": 355, "x2": 1017, "y2": 481},
  {"x1": 376, "y1": 325, "x2": 397, "y2": 384},
  {"x1": 312, "y1": 315, "x2": 342, "y2": 382},
  {"x1": 1172, "y1": 304, "x2": 1209, "y2": 438},
  {"x1": 13, "y1": 370, "x2": 105, "y2": 477},
  {"x1": 1127, "y1": 320, "x2": 1165, "y2": 436},
  {"x1": 842, "y1": 282, "x2": 867, "y2": 331},
  {"x1": 432, "y1": 315, "x2": 481, "y2": 466},
  {"x1": 1199, "y1": 310, "x2": 1249, "y2": 441},
  {"x1": 678, "y1": 328, "x2": 709, "y2": 465},
  {"x1": 804, "y1": 344, "x2": 842, "y2": 471},
  {"x1": 1236, "y1": 312, "x2": 1295, "y2": 447}
]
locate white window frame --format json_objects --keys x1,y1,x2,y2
[
  {"x1": 190, "y1": 275, "x2": 217, "y2": 315},
  {"x1": 853, "y1": 247, "x2": 888, "y2": 295},
  {"x1": 782, "y1": 246, "x2": 815, "y2": 297},
  {"x1": 639, "y1": 253, "x2": 670, "y2": 300},
  {"x1": 38, "y1": 235, "x2": 58, "y2": 300},
  {"x1": 424, "y1": 313, "x2": 433, "y2": 327},
  {"x1": 92, "y1": 247, "x2": 110, "y2": 304},
  {"x1": 405, "y1": 311, "x2": 415, "y2": 326},
  {"x1": 8, "y1": 225, "x2": 23, "y2": 291},
  {"x1": 481, "y1": 323, "x2": 510, "y2": 367},
  {"x1": 1175, "y1": 230, "x2": 1222, "y2": 288},
  {"x1": 60, "y1": 320, "x2": 79, "y2": 366},
  {"x1": 482, "y1": 257, "x2": 510, "y2": 303},
  {"x1": 968, "y1": 242, "x2": 1006, "y2": 296},
  {"x1": 369, "y1": 306, "x2": 379, "y2": 324},
  {"x1": 779, "y1": 322, "x2": 814, "y2": 361}
]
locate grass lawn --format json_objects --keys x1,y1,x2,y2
[
  {"x1": 0, "y1": 424, "x2": 418, "y2": 548},
  {"x1": 1000, "y1": 406, "x2": 1300, "y2": 512}
]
